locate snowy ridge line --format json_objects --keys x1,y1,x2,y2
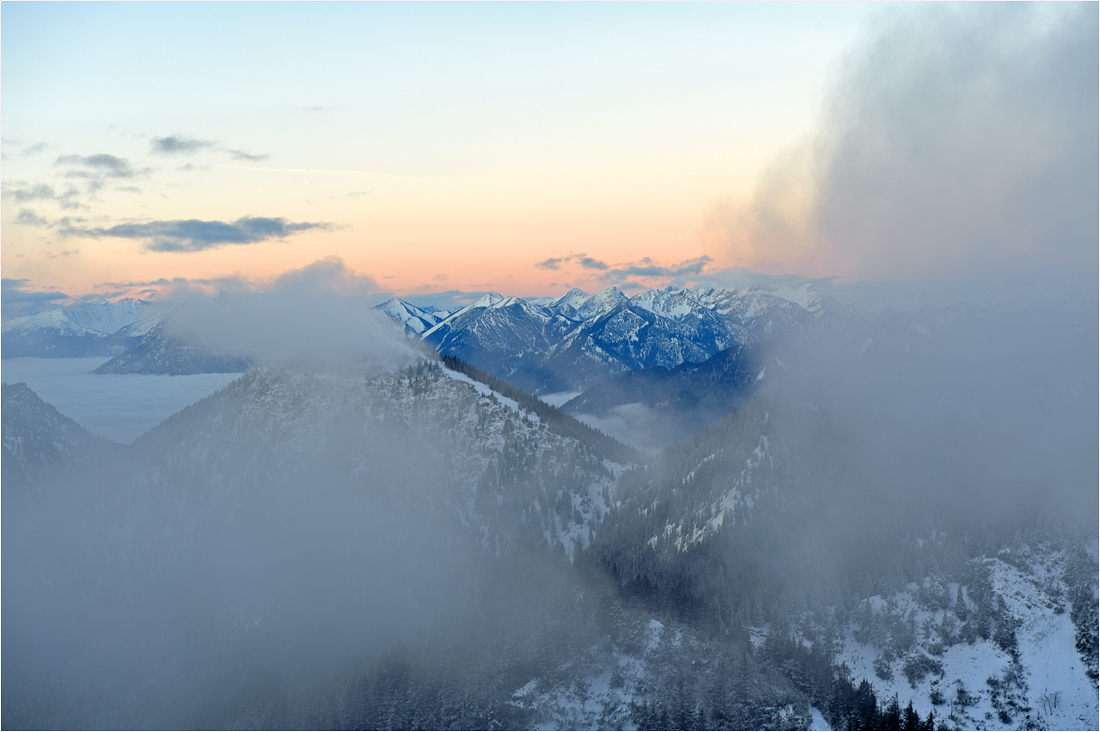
[{"x1": 438, "y1": 355, "x2": 647, "y2": 465}]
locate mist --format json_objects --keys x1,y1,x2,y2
[
  {"x1": 2, "y1": 318, "x2": 630, "y2": 729},
  {"x1": 709, "y1": 2, "x2": 1098, "y2": 284},
  {"x1": 3, "y1": 356, "x2": 476, "y2": 727},
  {"x1": 688, "y1": 0, "x2": 1099, "y2": 556},
  {"x1": 3, "y1": 5, "x2": 1097, "y2": 729},
  {"x1": 158, "y1": 257, "x2": 415, "y2": 370}
]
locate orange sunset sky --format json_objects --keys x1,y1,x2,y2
[{"x1": 3, "y1": 3, "x2": 1095, "y2": 304}]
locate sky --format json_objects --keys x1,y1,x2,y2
[{"x1": 2, "y1": 2, "x2": 1095, "y2": 305}]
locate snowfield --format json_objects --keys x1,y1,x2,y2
[{"x1": 835, "y1": 548, "x2": 1098, "y2": 731}]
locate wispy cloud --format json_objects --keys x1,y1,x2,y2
[
  {"x1": 150, "y1": 135, "x2": 216, "y2": 156},
  {"x1": 64, "y1": 216, "x2": 336, "y2": 253},
  {"x1": 95, "y1": 275, "x2": 253, "y2": 293},
  {"x1": 1, "y1": 138, "x2": 49, "y2": 159},
  {"x1": 535, "y1": 253, "x2": 609, "y2": 271},
  {"x1": 2, "y1": 182, "x2": 85, "y2": 210},
  {"x1": 227, "y1": 149, "x2": 270, "y2": 162},
  {"x1": 231, "y1": 165, "x2": 395, "y2": 178}
]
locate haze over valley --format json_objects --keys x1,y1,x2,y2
[{"x1": 2, "y1": 3, "x2": 1096, "y2": 730}]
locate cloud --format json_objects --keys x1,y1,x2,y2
[
  {"x1": 176, "y1": 163, "x2": 209, "y2": 172},
  {"x1": 535, "y1": 253, "x2": 610, "y2": 271},
  {"x1": 691, "y1": 267, "x2": 807, "y2": 291},
  {"x1": 66, "y1": 216, "x2": 336, "y2": 253},
  {"x1": 150, "y1": 135, "x2": 216, "y2": 156},
  {"x1": 152, "y1": 258, "x2": 402, "y2": 367},
  {"x1": 15, "y1": 209, "x2": 50, "y2": 227},
  {"x1": 2, "y1": 182, "x2": 85, "y2": 211},
  {"x1": 599, "y1": 255, "x2": 713, "y2": 284},
  {"x1": 97, "y1": 261, "x2": 380, "y2": 302},
  {"x1": 95, "y1": 275, "x2": 255, "y2": 296},
  {"x1": 4, "y1": 183, "x2": 57, "y2": 203},
  {"x1": 577, "y1": 256, "x2": 609, "y2": 271},
  {"x1": 57, "y1": 153, "x2": 137, "y2": 179},
  {"x1": 1, "y1": 278, "x2": 68, "y2": 317},
  {"x1": 271, "y1": 256, "x2": 381, "y2": 297},
  {"x1": 535, "y1": 257, "x2": 566, "y2": 271},
  {"x1": 1, "y1": 139, "x2": 48, "y2": 158},
  {"x1": 706, "y1": 3, "x2": 1099, "y2": 282},
  {"x1": 227, "y1": 149, "x2": 270, "y2": 162}
]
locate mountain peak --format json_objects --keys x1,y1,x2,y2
[
  {"x1": 471, "y1": 292, "x2": 505, "y2": 309},
  {"x1": 552, "y1": 288, "x2": 590, "y2": 308}
]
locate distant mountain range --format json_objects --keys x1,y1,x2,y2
[
  {"x1": 2, "y1": 298, "x2": 165, "y2": 358},
  {"x1": 385, "y1": 283, "x2": 856, "y2": 394},
  {"x1": 2, "y1": 285, "x2": 855, "y2": 392}
]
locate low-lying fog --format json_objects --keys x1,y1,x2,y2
[{"x1": 0, "y1": 357, "x2": 244, "y2": 443}]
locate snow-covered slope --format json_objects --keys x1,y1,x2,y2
[
  {"x1": 1, "y1": 381, "x2": 115, "y2": 489},
  {"x1": 128, "y1": 357, "x2": 630, "y2": 557},
  {"x1": 835, "y1": 544, "x2": 1098, "y2": 731},
  {"x1": 372, "y1": 298, "x2": 444, "y2": 335}
]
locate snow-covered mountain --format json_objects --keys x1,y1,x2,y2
[
  {"x1": 125, "y1": 356, "x2": 632, "y2": 557},
  {"x1": 94, "y1": 321, "x2": 256, "y2": 375},
  {"x1": 3, "y1": 304, "x2": 1095, "y2": 730},
  {"x1": 2, "y1": 298, "x2": 166, "y2": 358},
  {"x1": 419, "y1": 293, "x2": 579, "y2": 393},
  {"x1": 406, "y1": 284, "x2": 850, "y2": 394},
  {"x1": 693, "y1": 284, "x2": 839, "y2": 343},
  {"x1": 560, "y1": 341, "x2": 779, "y2": 447},
  {"x1": 372, "y1": 297, "x2": 445, "y2": 336},
  {"x1": 1, "y1": 382, "x2": 116, "y2": 489},
  {"x1": 23, "y1": 284, "x2": 850, "y2": 385}
]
